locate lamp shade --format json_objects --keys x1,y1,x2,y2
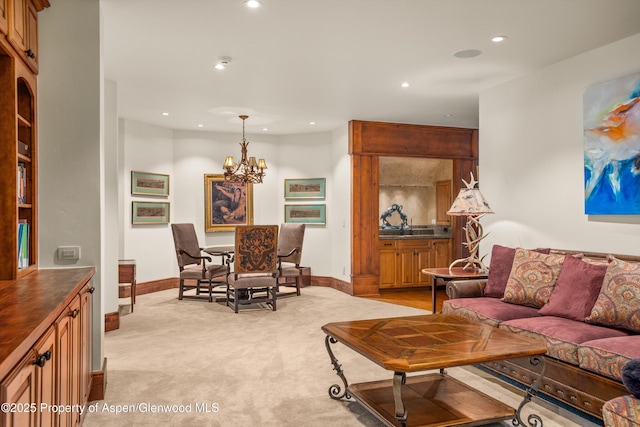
[{"x1": 447, "y1": 188, "x2": 494, "y2": 216}]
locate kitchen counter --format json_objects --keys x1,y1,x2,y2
[{"x1": 379, "y1": 234, "x2": 451, "y2": 240}]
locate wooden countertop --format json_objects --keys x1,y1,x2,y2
[{"x1": 0, "y1": 267, "x2": 95, "y2": 380}]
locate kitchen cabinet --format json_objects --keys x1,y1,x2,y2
[{"x1": 379, "y1": 238, "x2": 452, "y2": 289}]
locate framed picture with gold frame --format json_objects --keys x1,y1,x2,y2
[{"x1": 204, "y1": 174, "x2": 253, "y2": 232}]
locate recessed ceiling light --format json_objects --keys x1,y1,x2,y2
[
  {"x1": 197, "y1": 124, "x2": 204, "y2": 128},
  {"x1": 262, "y1": 128, "x2": 269, "y2": 131},
  {"x1": 245, "y1": 0, "x2": 262, "y2": 8},
  {"x1": 453, "y1": 49, "x2": 482, "y2": 59},
  {"x1": 443, "y1": 114, "x2": 453, "y2": 118},
  {"x1": 214, "y1": 56, "x2": 232, "y2": 70},
  {"x1": 491, "y1": 35, "x2": 507, "y2": 43},
  {"x1": 162, "y1": 112, "x2": 169, "y2": 116},
  {"x1": 401, "y1": 82, "x2": 409, "y2": 88},
  {"x1": 309, "y1": 121, "x2": 316, "y2": 125}
]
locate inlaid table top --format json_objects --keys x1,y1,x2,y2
[{"x1": 321, "y1": 314, "x2": 547, "y2": 373}]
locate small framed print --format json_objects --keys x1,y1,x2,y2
[
  {"x1": 132, "y1": 201, "x2": 170, "y2": 225},
  {"x1": 131, "y1": 171, "x2": 170, "y2": 197},
  {"x1": 285, "y1": 204, "x2": 326, "y2": 224},
  {"x1": 284, "y1": 178, "x2": 325, "y2": 199}
]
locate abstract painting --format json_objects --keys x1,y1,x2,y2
[{"x1": 584, "y1": 71, "x2": 640, "y2": 214}]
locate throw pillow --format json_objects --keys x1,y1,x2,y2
[
  {"x1": 586, "y1": 257, "x2": 640, "y2": 332},
  {"x1": 538, "y1": 254, "x2": 608, "y2": 321},
  {"x1": 484, "y1": 245, "x2": 551, "y2": 298},
  {"x1": 622, "y1": 359, "x2": 640, "y2": 398},
  {"x1": 502, "y1": 248, "x2": 565, "y2": 308}
]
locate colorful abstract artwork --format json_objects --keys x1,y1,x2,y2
[{"x1": 584, "y1": 71, "x2": 640, "y2": 214}]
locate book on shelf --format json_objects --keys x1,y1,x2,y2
[
  {"x1": 18, "y1": 220, "x2": 29, "y2": 268},
  {"x1": 17, "y1": 162, "x2": 26, "y2": 204}
]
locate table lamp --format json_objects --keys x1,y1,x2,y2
[{"x1": 447, "y1": 172, "x2": 493, "y2": 272}]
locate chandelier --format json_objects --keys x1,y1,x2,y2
[{"x1": 222, "y1": 115, "x2": 267, "y2": 184}]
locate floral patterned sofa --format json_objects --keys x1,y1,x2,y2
[{"x1": 441, "y1": 245, "x2": 640, "y2": 422}]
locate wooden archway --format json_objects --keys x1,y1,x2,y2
[{"x1": 349, "y1": 120, "x2": 478, "y2": 296}]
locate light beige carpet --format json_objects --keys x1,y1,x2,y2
[{"x1": 84, "y1": 287, "x2": 600, "y2": 426}]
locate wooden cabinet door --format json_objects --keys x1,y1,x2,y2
[
  {"x1": 24, "y1": 0, "x2": 37, "y2": 71},
  {"x1": 379, "y1": 249, "x2": 398, "y2": 289},
  {"x1": 0, "y1": 0, "x2": 8, "y2": 35},
  {"x1": 56, "y1": 295, "x2": 81, "y2": 427},
  {"x1": 435, "y1": 180, "x2": 452, "y2": 225},
  {"x1": 0, "y1": 351, "x2": 37, "y2": 427},
  {"x1": 79, "y1": 283, "x2": 93, "y2": 409},
  {"x1": 398, "y1": 248, "x2": 416, "y2": 287},
  {"x1": 8, "y1": 0, "x2": 26, "y2": 54},
  {"x1": 432, "y1": 239, "x2": 451, "y2": 268},
  {"x1": 34, "y1": 326, "x2": 56, "y2": 427},
  {"x1": 415, "y1": 246, "x2": 433, "y2": 286}
]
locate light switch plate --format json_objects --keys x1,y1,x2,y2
[{"x1": 57, "y1": 246, "x2": 80, "y2": 260}]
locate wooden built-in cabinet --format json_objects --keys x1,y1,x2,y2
[
  {"x1": 379, "y1": 239, "x2": 452, "y2": 289},
  {"x1": 0, "y1": 269, "x2": 95, "y2": 427},
  {"x1": 0, "y1": 0, "x2": 48, "y2": 281},
  {"x1": 7, "y1": 0, "x2": 41, "y2": 72},
  {"x1": 0, "y1": 0, "x2": 8, "y2": 36}
]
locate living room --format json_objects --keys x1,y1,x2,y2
[{"x1": 3, "y1": 1, "x2": 640, "y2": 426}]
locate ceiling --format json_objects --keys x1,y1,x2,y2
[{"x1": 101, "y1": 0, "x2": 640, "y2": 135}]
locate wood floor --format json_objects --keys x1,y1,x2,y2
[{"x1": 361, "y1": 287, "x2": 448, "y2": 313}]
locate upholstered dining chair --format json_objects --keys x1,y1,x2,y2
[
  {"x1": 276, "y1": 223, "x2": 306, "y2": 296},
  {"x1": 226, "y1": 225, "x2": 279, "y2": 313},
  {"x1": 171, "y1": 223, "x2": 229, "y2": 302}
]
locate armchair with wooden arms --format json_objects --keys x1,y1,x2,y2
[
  {"x1": 171, "y1": 223, "x2": 229, "y2": 302},
  {"x1": 226, "y1": 225, "x2": 279, "y2": 313},
  {"x1": 277, "y1": 223, "x2": 305, "y2": 296}
]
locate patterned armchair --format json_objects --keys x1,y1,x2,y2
[{"x1": 226, "y1": 225, "x2": 279, "y2": 313}]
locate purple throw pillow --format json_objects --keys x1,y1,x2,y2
[
  {"x1": 538, "y1": 254, "x2": 608, "y2": 321},
  {"x1": 484, "y1": 245, "x2": 550, "y2": 298}
]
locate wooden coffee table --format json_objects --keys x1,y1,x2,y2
[{"x1": 322, "y1": 314, "x2": 547, "y2": 427}]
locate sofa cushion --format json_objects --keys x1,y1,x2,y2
[
  {"x1": 502, "y1": 248, "x2": 565, "y2": 308},
  {"x1": 441, "y1": 297, "x2": 540, "y2": 327},
  {"x1": 586, "y1": 257, "x2": 640, "y2": 332},
  {"x1": 602, "y1": 395, "x2": 640, "y2": 427},
  {"x1": 500, "y1": 316, "x2": 628, "y2": 366},
  {"x1": 579, "y1": 335, "x2": 640, "y2": 381},
  {"x1": 538, "y1": 254, "x2": 608, "y2": 321},
  {"x1": 484, "y1": 245, "x2": 550, "y2": 298}
]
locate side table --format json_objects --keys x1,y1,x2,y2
[
  {"x1": 420, "y1": 267, "x2": 488, "y2": 313},
  {"x1": 118, "y1": 259, "x2": 136, "y2": 312}
]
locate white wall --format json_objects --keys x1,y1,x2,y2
[
  {"x1": 122, "y1": 120, "x2": 175, "y2": 281},
  {"x1": 122, "y1": 121, "x2": 340, "y2": 281},
  {"x1": 330, "y1": 125, "x2": 351, "y2": 281},
  {"x1": 480, "y1": 33, "x2": 640, "y2": 258},
  {"x1": 38, "y1": 0, "x2": 103, "y2": 369}
]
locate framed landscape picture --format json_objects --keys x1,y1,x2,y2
[
  {"x1": 132, "y1": 201, "x2": 170, "y2": 224},
  {"x1": 131, "y1": 171, "x2": 170, "y2": 196},
  {"x1": 204, "y1": 174, "x2": 253, "y2": 232},
  {"x1": 284, "y1": 178, "x2": 326, "y2": 199},
  {"x1": 285, "y1": 204, "x2": 326, "y2": 224}
]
